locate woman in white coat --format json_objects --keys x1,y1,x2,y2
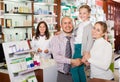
[
  {"x1": 31, "y1": 21, "x2": 52, "y2": 59},
  {"x1": 84, "y1": 21, "x2": 114, "y2": 80}
]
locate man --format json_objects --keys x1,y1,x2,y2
[{"x1": 50, "y1": 16, "x2": 82, "y2": 82}]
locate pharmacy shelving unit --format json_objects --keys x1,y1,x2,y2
[
  {"x1": 0, "y1": 0, "x2": 34, "y2": 42},
  {"x1": 2, "y1": 40, "x2": 38, "y2": 82},
  {"x1": 33, "y1": 1, "x2": 57, "y2": 35}
]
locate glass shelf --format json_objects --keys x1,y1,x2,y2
[
  {"x1": 34, "y1": 2, "x2": 57, "y2": 6},
  {"x1": 19, "y1": 66, "x2": 39, "y2": 75},
  {"x1": 49, "y1": 29, "x2": 57, "y2": 32},
  {"x1": 34, "y1": 14, "x2": 57, "y2": 17},
  {"x1": 1, "y1": 0, "x2": 33, "y2": 3},
  {"x1": 9, "y1": 49, "x2": 34, "y2": 55}
]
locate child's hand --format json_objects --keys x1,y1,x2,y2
[
  {"x1": 71, "y1": 58, "x2": 83, "y2": 67},
  {"x1": 84, "y1": 53, "x2": 91, "y2": 60},
  {"x1": 44, "y1": 49, "x2": 49, "y2": 53},
  {"x1": 81, "y1": 56, "x2": 86, "y2": 63}
]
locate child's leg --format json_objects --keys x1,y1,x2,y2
[
  {"x1": 71, "y1": 44, "x2": 81, "y2": 82},
  {"x1": 71, "y1": 67, "x2": 80, "y2": 82},
  {"x1": 79, "y1": 64, "x2": 87, "y2": 82}
]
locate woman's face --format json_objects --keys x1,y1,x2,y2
[
  {"x1": 79, "y1": 8, "x2": 90, "y2": 22},
  {"x1": 92, "y1": 23, "x2": 105, "y2": 39},
  {"x1": 39, "y1": 23, "x2": 46, "y2": 35}
]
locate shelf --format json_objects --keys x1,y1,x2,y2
[
  {"x1": 10, "y1": 55, "x2": 26, "y2": 60},
  {"x1": 9, "y1": 49, "x2": 34, "y2": 55},
  {"x1": 19, "y1": 66, "x2": 39, "y2": 75},
  {"x1": 49, "y1": 30, "x2": 57, "y2": 32},
  {"x1": 0, "y1": 0, "x2": 33, "y2": 3},
  {"x1": 3, "y1": 26, "x2": 34, "y2": 29},
  {"x1": 14, "y1": 26, "x2": 34, "y2": 28},
  {"x1": 34, "y1": 22, "x2": 57, "y2": 25},
  {"x1": 34, "y1": 2, "x2": 57, "y2": 6},
  {"x1": 4, "y1": 12, "x2": 33, "y2": 16},
  {"x1": 47, "y1": 22, "x2": 57, "y2": 25},
  {"x1": 0, "y1": 16, "x2": 4, "y2": 18},
  {"x1": 34, "y1": 14, "x2": 57, "y2": 17},
  {"x1": 14, "y1": 49, "x2": 34, "y2": 55}
]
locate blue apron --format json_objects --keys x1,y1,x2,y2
[{"x1": 70, "y1": 44, "x2": 86, "y2": 82}]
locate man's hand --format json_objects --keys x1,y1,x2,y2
[
  {"x1": 44, "y1": 49, "x2": 49, "y2": 53},
  {"x1": 71, "y1": 58, "x2": 83, "y2": 67}
]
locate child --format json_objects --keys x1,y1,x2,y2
[{"x1": 71, "y1": 5, "x2": 94, "y2": 82}]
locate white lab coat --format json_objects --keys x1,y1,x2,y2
[
  {"x1": 88, "y1": 38, "x2": 114, "y2": 80},
  {"x1": 31, "y1": 36, "x2": 52, "y2": 59}
]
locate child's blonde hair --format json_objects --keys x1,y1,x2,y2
[{"x1": 79, "y1": 5, "x2": 91, "y2": 13}]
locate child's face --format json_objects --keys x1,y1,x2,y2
[
  {"x1": 39, "y1": 23, "x2": 46, "y2": 35},
  {"x1": 92, "y1": 23, "x2": 105, "y2": 39},
  {"x1": 79, "y1": 8, "x2": 90, "y2": 22}
]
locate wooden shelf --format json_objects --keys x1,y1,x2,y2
[
  {"x1": 34, "y1": 22, "x2": 57, "y2": 25},
  {"x1": 4, "y1": 12, "x2": 33, "y2": 16},
  {"x1": 14, "y1": 26, "x2": 34, "y2": 28},
  {"x1": 3, "y1": 26, "x2": 34, "y2": 28}
]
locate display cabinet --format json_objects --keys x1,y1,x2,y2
[{"x1": 2, "y1": 40, "x2": 38, "y2": 82}]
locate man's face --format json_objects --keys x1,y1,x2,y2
[{"x1": 61, "y1": 17, "x2": 73, "y2": 34}]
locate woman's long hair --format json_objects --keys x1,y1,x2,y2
[{"x1": 35, "y1": 21, "x2": 50, "y2": 40}]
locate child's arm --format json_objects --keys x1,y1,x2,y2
[{"x1": 82, "y1": 51, "x2": 90, "y2": 66}]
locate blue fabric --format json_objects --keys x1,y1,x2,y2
[{"x1": 70, "y1": 44, "x2": 86, "y2": 82}]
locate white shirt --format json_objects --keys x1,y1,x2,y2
[
  {"x1": 31, "y1": 36, "x2": 52, "y2": 58},
  {"x1": 88, "y1": 38, "x2": 114, "y2": 80},
  {"x1": 74, "y1": 21, "x2": 91, "y2": 44}
]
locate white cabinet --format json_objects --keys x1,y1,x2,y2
[
  {"x1": 33, "y1": 1, "x2": 57, "y2": 33},
  {"x1": 35, "y1": 59, "x2": 57, "y2": 82},
  {"x1": 41, "y1": 65, "x2": 57, "y2": 82},
  {"x1": 2, "y1": 40, "x2": 57, "y2": 82}
]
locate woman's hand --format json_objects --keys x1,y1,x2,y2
[
  {"x1": 44, "y1": 49, "x2": 49, "y2": 53},
  {"x1": 37, "y1": 48, "x2": 42, "y2": 52},
  {"x1": 84, "y1": 61, "x2": 90, "y2": 66}
]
